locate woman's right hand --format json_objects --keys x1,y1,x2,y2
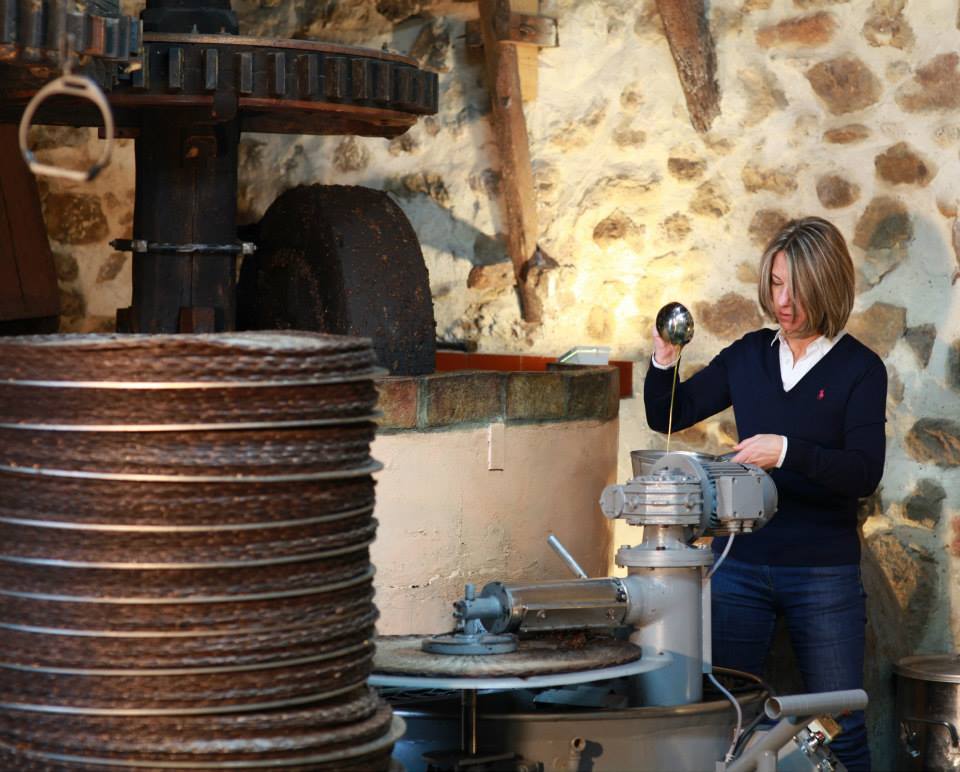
[{"x1": 652, "y1": 326, "x2": 680, "y2": 367}]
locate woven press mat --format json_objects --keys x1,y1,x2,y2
[
  {"x1": 0, "y1": 332, "x2": 401, "y2": 770},
  {"x1": 375, "y1": 635, "x2": 642, "y2": 678}
]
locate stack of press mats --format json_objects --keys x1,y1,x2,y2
[{"x1": 0, "y1": 332, "x2": 399, "y2": 770}]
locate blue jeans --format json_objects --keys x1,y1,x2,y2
[{"x1": 711, "y1": 558, "x2": 870, "y2": 772}]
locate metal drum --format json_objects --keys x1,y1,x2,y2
[
  {"x1": 389, "y1": 677, "x2": 766, "y2": 772},
  {"x1": 0, "y1": 332, "x2": 401, "y2": 770},
  {"x1": 895, "y1": 654, "x2": 960, "y2": 770}
]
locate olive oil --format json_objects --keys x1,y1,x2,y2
[{"x1": 666, "y1": 346, "x2": 683, "y2": 452}]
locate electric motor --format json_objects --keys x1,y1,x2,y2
[{"x1": 600, "y1": 451, "x2": 777, "y2": 536}]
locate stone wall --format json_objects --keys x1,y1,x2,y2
[{"x1": 31, "y1": 0, "x2": 960, "y2": 765}]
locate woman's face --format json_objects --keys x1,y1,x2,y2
[{"x1": 770, "y1": 251, "x2": 808, "y2": 336}]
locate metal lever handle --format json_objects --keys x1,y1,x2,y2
[
  {"x1": 547, "y1": 533, "x2": 588, "y2": 579},
  {"x1": 19, "y1": 74, "x2": 115, "y2": 182},
  {"x1": 900, "y1": 716, "x2": 960, "y2": 753}
]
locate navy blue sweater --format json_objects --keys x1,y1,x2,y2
[{"x1": 644, "y1": 329, "x2": 887, "y2": 566}]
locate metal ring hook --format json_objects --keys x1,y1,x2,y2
[{"x1": 17, "y1": 74, "x2": 115, "y2": 183}]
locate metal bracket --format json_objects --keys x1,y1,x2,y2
[{"x1": 110, "y1": 239, "x2": 256, "y2": 255}]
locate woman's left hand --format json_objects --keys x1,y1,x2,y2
[{"x1": 731, "y1": 434, "x2": 784, "y2": 469}]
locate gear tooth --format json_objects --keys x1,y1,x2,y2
[
  {"x1": 323, "y1": 55, "x2": 347, "y2": 100},
  {"x1": 0, "y1": 0, "x2": 16, "y2": 44},
  {"x1": 268, "y1": 51, "x2": 285, "y2": 97},
  {"x1": 296, "y1": 53, "x2": 320, "y2": 99},
  {"x1": 236, "y1": 50, "x2": 253, "y2": 95},
  {"x1": 372, "y1": 60, "x2": 390, "y2": 103},
  {"x1": 202, "y1": 47, "x2": 218, "y2": 92},
  {"x1": 167, "y1": 46, "x2": 184, "y2": 91}
]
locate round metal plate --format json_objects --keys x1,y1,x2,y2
[
  {"x1": 421, "y1": 633, "x2": 518, "y2": 656},
  {"x1": 370, "y1": 653, "x2": 672, "y2": 691},
  {"x1": 894, "y1": 654, "x2": 960, "y2": 684}
]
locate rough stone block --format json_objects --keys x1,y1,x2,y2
[
  {"x1": 43, "y1": 192, "x2": 109, "y2": 245},
  {"x1": 875, "y1": 142, "x2": 935, "y2": 186},
  {"x1": 742, "y1": 163, "x2": 799, "y2": 195},
  {"x1": 690, "y1": 179, "x2": 731, "y2": 218},
  {"x1": 756, "y1": 12, "x2": 837, "y2": 49},
  {"x1": 806, "y1": 56, "x2": 881, "y2": 115},
  {"x1": 823, "y1": 124, "x2": 871, "y2": 144},
  {"x1": 565, "y1": 367, "x2": 619, "y2": 422},
  {"x1": 748, "y1": 209, "x2": 789, "y2": 247},
  {"x1": 695, "y1": 293, "x2": 764, "y2": 339},
  {"x1": 847, "y1": 302, "x2": 906, "y2": 358},
  {"x1": 376, "y1": 376, "x2": 420, "y2": 430},
  {"x1": 424, "y1": 371, "x2": 503, "y2": 427},
  {"x1": 896, "y1": 53, "x2": 960, "y2": 112},
  {"x1": 816, "y1": 175, "x2": 860, "y2": 208},
  {"x1": 949, "y1": 339, "x2": 960, "y2": 392},
  {"x1": 904, "y1": 324, "x2": 936, "y2": 368},
  {"x1": 506, "y1": 371, "x2": 566, "y2": 421},
  {"x1": 904, "y1": 479, "x2": 946, "y2": 526},
  {"x1": 905, "y1": 418, "x2": 960, "y2": 467}
]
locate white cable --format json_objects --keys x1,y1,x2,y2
[
  {"x1": 705, "y1": 534, "x2": 735, "y2": 581},
  {"x1": 708, "y1": 671, "x2": 743, "y2": 763}
]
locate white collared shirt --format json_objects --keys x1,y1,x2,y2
[
  {"x1": 651, "y1": 329, "x2": 845, "y2": 467},
  {"x1": 775, "y1": 329, "x2": 845, "y2": 391}
]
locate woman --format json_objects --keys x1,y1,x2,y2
[{"x1": 645, "y1": 217, "x2": 886, "y2": 771}]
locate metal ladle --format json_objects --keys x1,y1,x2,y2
[
  {"x1": 655, "y1": 302, "x2": 694, "y2": 452},
  {"x1": 656, "y1": 302, "x2": 695, "y2": 347}
]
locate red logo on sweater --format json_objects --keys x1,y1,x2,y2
[{"x1": 817, "y1": 389, "x2": 825, "y2": 400}]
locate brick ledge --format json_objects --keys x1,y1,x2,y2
[{"x1": 376, "y1": 366, "x2": 620, "y2": 432}]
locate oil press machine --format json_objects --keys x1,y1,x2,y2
[{"x1": 371, "y1": 444, "x2": 867, "y2": 770}]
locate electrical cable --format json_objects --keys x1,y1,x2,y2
[
  {"x1": 731, "y1": 710, "x2": 768, "y2": 758},
  {"x1": 708, "y1": 671, "x2": 742, "y2": 763},
  {"x1": 710, "y1": 666, "x2": 776, "y2": 760},
  {"x1": 705, "y1": 533, "x2": 735, "y2": 581}
]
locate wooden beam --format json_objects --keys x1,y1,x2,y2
[
  {"x1": 478, "y1": 0, "x2": 543, "y2": 323},
  {"x1": 655, "y1": 0, "x2": 721, "y2": 133},
  {"x1": 466, "y1": 12, "x2": 558, "y2": 47},
  {"x1": 466, "y1": 1, "x2": 556, "y2": 101}
]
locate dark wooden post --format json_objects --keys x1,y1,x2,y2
[
  {"x1": 126, "y1": 0, "x2": 240, "y2": 333},
  {"x1": 130, "y1": 117, "x2": 240, "y2": 333}
]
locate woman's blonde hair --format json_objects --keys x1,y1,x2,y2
[{"x1": 758, "y1": 216, "x2": 855, "y2": 339}]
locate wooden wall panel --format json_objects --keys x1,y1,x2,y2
[{"x1": 0, "y1": 124, "x2": 59, "y2": 322}]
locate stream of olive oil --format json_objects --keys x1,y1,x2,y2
[{"x1": 666, "y1": 347, "x2": 683, "y2": 452}]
